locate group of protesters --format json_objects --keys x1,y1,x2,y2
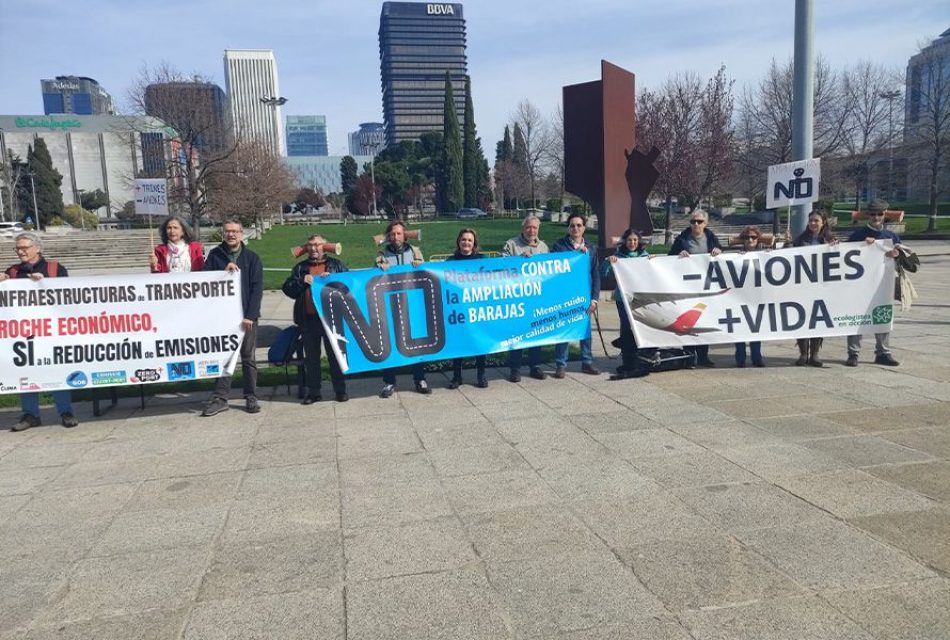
[{"x1": 3, "y1": 202, "x2": 905, "y2": 431}]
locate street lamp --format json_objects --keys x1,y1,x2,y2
[
  {"x1": 259, "y1": 95, "x2": 288, "y2": 224},
  {"x1": 879, "y1": 90, "x2": 901, "y2": 202},
  {"x1": 76, "y1": 188, "x2": 87, "y2": 231},
  {"x1": 22, "y1": 171, "x2": 39, "y2": 231},
  {"x1": 359, "y1": 132, "x2": 384, "y2": 217}
]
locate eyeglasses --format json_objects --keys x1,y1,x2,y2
[
  {"x1": 689, "y1": 219, "x2": 705, "y2": 225},
  {"x1": 868, "y1": 212, "x2": 885, "y2": 217},
  {"x1": 743, "y1": 236, "x2": 759, "y2": 241},
  {"x1": 569, "y1": 223, "x2": 585, "y2": 228},
  {"x1": 14, "y1": 245, "x2": 35, "y2": 252}
]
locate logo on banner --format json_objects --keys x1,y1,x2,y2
[
  {"x1": 66, "y1": 371, "x2": 88, "y2": 388},
  {"x1": 321, "y1": 271, "x2": 446, "y2": 364},
  {"x1": 131, "y1": 369, "x2": 161, "y2": 383},
  {"x1": 19, "y1": 378, "x2": 41, "y2": 391},
  {"x1": 197, "y1": 361, "x2": 221, "y2": 377},
  {"x1": 91, "y1": 370, "x2": 127, "y2": 385},
  {"x1": 167, "y1": 361, "x2": 195, "y2": 381},
  {"x1": 627, "y1": 290, "x2": 729, "y2": 335},
  {"x1": 872, "y1": 305, "x2": 893, "y2": 325}
]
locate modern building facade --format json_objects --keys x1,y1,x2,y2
[
  {"x1": 223, "y1": 49, "x2": 286, "y2": 156},
  {"x1": 286, "y1": 115, "x2": 328, "y2": 156},
  {"x1": 348, "y1": 122, "x2": 386, "y2": 156},
  {"x1": 0, "y1": 114, "x2": 171, "y2": 220},
  {"x1": 144, "y1": 81, "x2": 232, "y2": 155},
  {"x1": 285, "y1": 155, "x2": 373, "y2": 195},
  {"x1": 41, "y1": 76, "x2": 115, "y2": 116},
  {"x1": 378, "y1": 2, "x2": 467, "y2": 146}
]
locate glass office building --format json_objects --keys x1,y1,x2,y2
[
  {"x1": 287, "y1": 115, "x2": 329, "y2": 156},
  {"x1": 41, "y1": 76, "x2": 115, "y2": 116},
  {"x1": 378, "y1": 2, "x2": 467, "y2": 146}
]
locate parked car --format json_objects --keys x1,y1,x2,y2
[
  {"x1": 0, "y1": 222, "x2": 24, "y2": 237},
  {"x1": 456, "y1": 208, "x2": 487, "y2": 219}
]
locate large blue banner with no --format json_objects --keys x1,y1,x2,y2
[{"x1": 310, "y1": 253, "x2": 591, "y2": 374}]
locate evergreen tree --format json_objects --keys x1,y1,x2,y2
[
  {"x1": 475, "y1": 138, "x2": 492, "y2": 209},
  {"x1": 26, "y1": 138, "x2": 64, "y2": 225},
  {"x1": 512, "y1": 124, "x2": 530, "y2": 207},
  {"x1": 340, "y1": 155, "x2": 359, "y2": 214},
  {"x1": 462, "y1": 76, "x2": 480, "y2": 208},
  {"x1": 439, "y1": 71, "x2": 464, "y2": 213},
  {"x1": 495, "y1": 125, "x2": 512, "y2": 164}
]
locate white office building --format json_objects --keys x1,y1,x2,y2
[{"x1": 223, "y1": 49, "x2": 286, "y2": 156}]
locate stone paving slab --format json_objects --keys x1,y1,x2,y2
[{"x1": 0, "y1": 241, "x2": 948, "y2": 638}]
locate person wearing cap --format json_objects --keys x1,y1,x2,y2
[
  {"x1": 282, "y1": 235, "x2": 349, "y2": 403},
  {"x1": 845, "y1": 202, "x2": 901, "y2": 367}
]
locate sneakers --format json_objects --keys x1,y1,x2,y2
[
  {"x1": 447, "y1": 378, "x2": 462, "y2": 390},
  {"x1": 697, "y1": 358, "x2": 716, "y2": 368},
  {"x1": 752, "y1": 360, "x2": 765, "y2": 368},
  {"x1": 12, "y1": 414, "x2": 40, "y2": 432},
  {"x1": 508, "y1": 371, "x2": 521, "y2": 383},
  {"x1": 846, "y1": 353, "x2": 859, "y2": 367},
  {"x1": 553, "y1": 367, "x2": 566, "y2": 379},
  {"x1": 60, "y1": 412, "x2": 79, "y2": 428},
  {"x1": 874, "y1": 353, "x2": 900, "y2": 366},
  {"x1": 201, "y1": 398, "x2": 229, "y2": 417},
  {"x1": 529, "y1": 368, "x2": 547, "y2": 380},
  {"x1": 476, "y1": 378, "x2": 488, "y2": 389},
  {"x1": 245, "y1": 396, "x2": 261, "y2": 414},
  {"x1": 415, "y1": 380, "x2": 432, "y2": 395},
  {"x1": 301, "y1": 394, "x2": 321, "y2": 405},
  {"x1": 581, "y1": 363, "x2": 600, "y2": 375},
  {"x1": 380, "y1": 384, "x2": 395, "y2": 398},
  {"x1": 808, "y1": 356, "x2": 824, "y2": 368},
  {"x1": 335, "y1": 392, "x2": 349, "y2": 402}
]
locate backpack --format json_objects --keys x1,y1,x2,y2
[
  {"x1": 6, "y1": 260, "x2": 59, "y2": 278},
  {"x1": 268, "y1": 325, "x2": 303, "y2": 365}
]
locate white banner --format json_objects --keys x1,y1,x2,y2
[
  {"x1": 134, "y1": 178, "x2": 168, "y2": 216},
  {"x1": 613, "y1": 242, "x2": 896, "y2": 348},
  {"x1": 767, "y1": 158, "x2": 821, "y2": 209},
  {"x1": 0, "y1": 272, "x2": 244, "y2": 394}
]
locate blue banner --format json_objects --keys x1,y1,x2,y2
[{"x1": 310, "y1": 253, "x2": 592, "y2": 374}]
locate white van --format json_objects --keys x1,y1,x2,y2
[{"x1": 0, "y1": 222, "x2": 24, "y2": 237}]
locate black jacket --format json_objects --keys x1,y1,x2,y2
[
  {"x1": 204, "y1": 242, "x2": 263, "y2": 321},
  {"x1": 282, "y1": 256, "x2": 348, "y2": 325},
  {"x1": 669, "y1": 227, "x2": 723, "y2": 256},
  {"x1": 7, "y1": 257, "x2": 68, "y2": 279}
]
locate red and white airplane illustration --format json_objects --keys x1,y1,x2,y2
[{"x1": 623, "y1": 289, "x2": 729, "y2": 335}]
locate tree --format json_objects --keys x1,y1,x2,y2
[
  {"x1": 462, "y1": 76, "x2": 482, "y2": 207},
  {"x1": 205, "y1": 140, "x2": 296, "y2": 227},
  {"x1": 511, "y1": 100, "x2": 554, "y2": 207},
  {"x1": 292, "y1": 187, "x2": 326, "y2": 213},
  {"x1": 494, "y1": 125, "x2": 515, "y2": 208},
  {"x1": 26, "y1": 138, "x2": 65, "y2": 226},
  {"x1": 439, "y1": 71, "x2": 464, "y2": 212},
  {"x1": 79, "y1": 188, "x2": 109, "y2": 212},
  {"x1": 340, "y1": 155, "x2": 359, "y2": 215},
  {"x1": 61, "y1": 204, "x2": 99, "y2": 229},
  {"x1": 511, "y1": 123, "x2": 531, "y2": 206}
]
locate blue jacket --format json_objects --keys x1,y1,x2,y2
[
  {"x1": 552, "y1": 236, "x2": 600, "y2": 301},
  {"x1": 669, "y1": 227, "x2": 723, "y2": 256},
  {"x1": 204, "y1": 242, "x2": 263, "y2": 321},
  {"x1": 848, "y1": 225, "x2": 901, "y2": 244}
]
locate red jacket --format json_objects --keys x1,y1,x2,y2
[{"x1": 152, "y1": 242, "x2": 205, "y2": 273}]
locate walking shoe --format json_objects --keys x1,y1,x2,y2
[
  {"x1": 874, "y1": 354, "x2": 900, "y2": 366},
  {"x1": 697, "y1": 358, "x2": 716, "y2": 368},
  {"x1": 12, "y1": 414, "x2": 40, "y2": 432},
  {"x1": 808, "y1": 356, "x2": 824, "y2": 368},
  {"x1": 846, "y1": 353, "x2": 859, "y2": 367},
  {"x1": 380, "y1": 384, "x2": 396, "y2": 398},
  {"x1": 302, "y1": 394, "x2": 321, "y2": 405},
  {"x1": 795, "y1": 354, "x2": 808, "y2": 366},
  {"x1": 553, "y1": 366, "x2": 566, "y2": 379},
  {"x1": 447, "y1": 378, "x2": 462, "y2": 390},
  {"x1": 201, "y1": 398, "x2": 229, "y2": 417},
  {"x1": 245, "y1": 396, "x2": 261, "y2": 414},
  {"x1": 507, "y1": 371, "x2": 521, "y2": 383},
  {"x1": 529, "y1": 367, "x2": 547, "y2": 380},
  {"x1": 60, "y1": 412, "x2": 79, "y2": 428},
  {"x1": 335, "y1": 393, "x2": 349, "y2": 402},
  {"x1": 736, "y1": 361, "x2": 746, "y2": 368},
  {"x1": 752, "y1": 360, "x2": 765, "y2": 368},
  {"x1": 476, "y1": 377, "x2": 488, "y2": 388},
  {"x1": 581, "y1": 363, "x2": 600, "y2": 375},
  {"x1": 415, "y1": 380, "x2": 432, "y2": 395}
]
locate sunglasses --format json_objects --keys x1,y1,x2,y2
[
  {"x1": 689, "y1": 220, "x2": 705, "y2": 225},
  {"x1": 743, "y1": 236, "x2": 759, "y2": 241},
  {"x1": 569, "y1": 223, "x2": 585, "y2": 228},
  {"x1": 869, "y1": 212, "x2": 885, "y2": 217}
]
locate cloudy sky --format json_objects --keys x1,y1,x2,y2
[{"x1": 0, "y1": 0, "x2": 945, "y2": 154}]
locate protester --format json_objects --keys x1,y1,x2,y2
[
  {"x1": 733, "y1": 226, "x2": 765, "y2": 368},
  {"x1": 150, "y1": 215, "x2": 205, "y2": 273},
  {"x1": 551, "y1": 214, "x2": 601, "y2": 377},
  {"x1": 602, "y1": 228, "x2": 651, "y2": 379},
  {"x1": 446, "y1": 228, "x2": 488, "y2": 388},
  {"x1": 669, "y1": 210, "x2": 722, "y2": 367},
  {"x1": 846, "y1": 202, "x2": 901, "y2": 367},
  {"x1": 501, "y1": 215, "x2": 549, "y2": 382},
  {"x1": 375, "y1": 220, "x2": 431, "y2": 397},
  {"x1": 792, "y1": 210, "x2": 837, "y2": 367},
  {"x1": 282, "y1": 235, "x2": 348, "y2": 403},
  {"x1": 0, "y1": 233, "x2": 78, "y2": 430},
  {"x1": 202, "y1": 219, "x2": 264, "y2": 415}
]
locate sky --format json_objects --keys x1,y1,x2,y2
[{"x1": 0, "y1": 0, "x2": 946, "y2": 155}]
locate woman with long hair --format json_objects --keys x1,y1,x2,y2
[
  {"x1": 446, "y1": 228, "x2": 488, "y2": 388},
  {"x1": 602, "y1": 228, "x2": 651, "y2": 378},
  {"x1": 150, "y1": 215, "x2": 205, "y2": 273},
  {"x1": 792, "y1": 210, "x2": 837, "y2": 366}
]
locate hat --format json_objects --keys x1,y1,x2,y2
[{"x1": 867, "y1": 199, "x2": 889, "y2": 213}]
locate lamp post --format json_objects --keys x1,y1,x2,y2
[
  {"x1": 76, "y1": 188, "x2": 87, "y2": 231},
  {"x1": 259, "y1": 95, "x2": 288, "y2": 224},
  {"x1": 359, "y1": 132, "x2": 384, "y2": 217},
  {"x1": 24, "y1": 171, "x2": 40, "y2": 231},
  {"x1": 879, "y1": 90, "x2": 901, "y2": 202}
]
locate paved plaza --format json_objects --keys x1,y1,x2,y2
[{"x1": 1, "y1": 242, "x2": 948, "y2": 639}]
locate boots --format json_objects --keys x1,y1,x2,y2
[
  {"x1": 807, "y1": 338, "x2": 824, "y2": 367},
  {"x1": 795, "y1": 339, "x2": 809, "y2": 366}
]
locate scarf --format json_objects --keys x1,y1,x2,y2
[{"x1": 167, "y1": 241, "x2": 191, "y2": 273}]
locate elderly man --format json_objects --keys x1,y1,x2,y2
[
  {"x1": 202, "y1": 219, "x2": 264, "y2": 415},
  {"x1": 282, "y1": 235, "x2": 348, "y2": 403},
  {"x1": 0, "y1": 233, "x2": 78, "y2": 431},
  {"x1": 501, "y1": 215, "x2": 549, "y2": 382},
  {"x1": 551, "y1": 214, "x2": 600, "y2": 377}
]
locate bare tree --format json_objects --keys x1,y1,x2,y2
[
  {"x1": 511, "y1": 100, "x2": 554, "y2": 206},
  {"x1": 694, "y1": 66, "x2": 736, "y2": 209},
  {"x1": 546, "y1": 104, "x2": 566, "y2": 205},
  {"x1": 205, "y1": 139, "x2": 296, "y2": 227}
]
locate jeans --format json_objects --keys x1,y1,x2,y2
[
  {"x1": 214, "y1": 321, "x2": 258, "y2": 400},
  {"x1": 301, "y1": 316, "x2": 345, "y2": 396},
  {"x1": 20, "y1": 390, "x2": 72, "y2": 417},
  {"x1": 508, "y1": 347, "x2": 542, "y2": 372},
  {"x1": 734, "y1": 341, "x2": 762, "y2": 365},
  {"x1": 554, "y1": 335, "x2": 592, "y2": 368},
  {"x1": 847, "y1": 333, "x2": 891, "y2": 356}
]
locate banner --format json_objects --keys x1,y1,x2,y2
[
  {"x1": 0, "y1": 272, "x2": 244, "y2": 394},
  {"x1": 613, "y1": 242, "x2": 896, "y2": 348},
  {"x1": 767, "y1": 158, "x2": 821, "y2": 209},
  {"x1": 310, "y1": 253, "x2": 592, "y2": 374},
  {"x1": 134, "y1": 179, "x2": 168, "y2": 216}
]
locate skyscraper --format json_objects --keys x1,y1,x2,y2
[
  {"x1": 286, "y1": 115, "x2": 328, "y2": 156},
  {"x1": 378, "y1": 2, "x2": 467, "y2": 146},
  {"x1": 144, "y1": 81, "x2": 232, "y2": 154},
  {"x1": 41, "y1": 76, "x2": 114, "y2": 115},
  {"x1": 223, "y1": 49, "x2": 285, "y2": 155},
  {"x1": 349, "y1": 122, "x2": 386, "y2": 156}
]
